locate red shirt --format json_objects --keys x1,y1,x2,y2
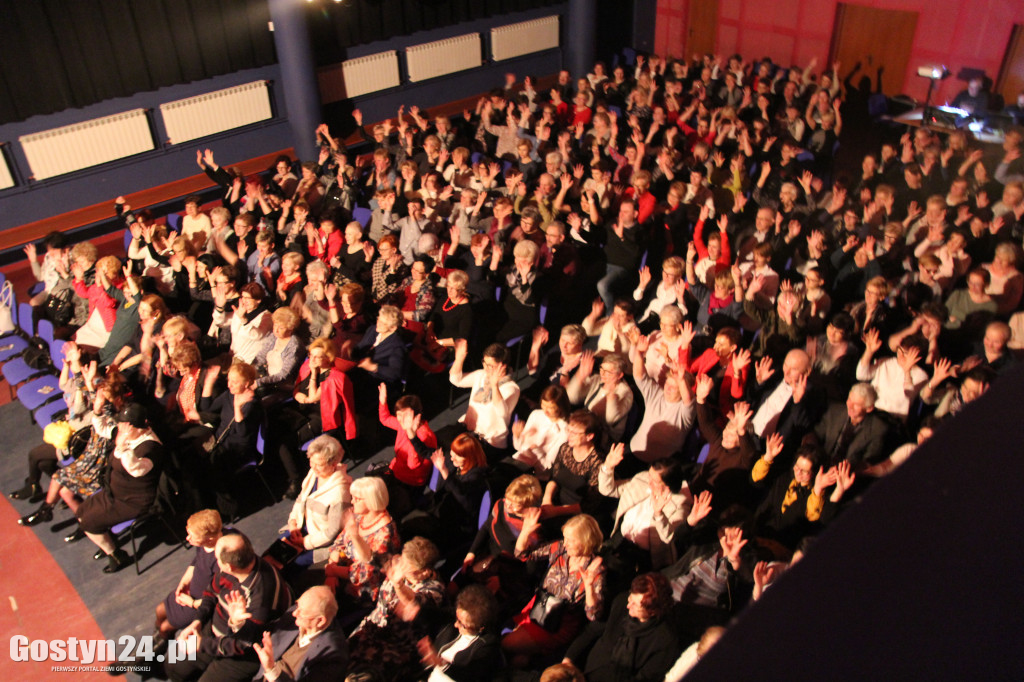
[{"x1": 379, "y1": 401, "x2": 437, "y2": 486}]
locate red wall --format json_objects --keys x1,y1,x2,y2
[{"x1": 655, "y1": 0, "x2": 1024, "y2": 104}]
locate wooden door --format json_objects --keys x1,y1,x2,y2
[
  {"x1": 830, "y1": 4, "x2": 918, "y2": 95},
  {"x1": 686, "y1": 0, "x2": 718, "y2": 60},
  {"x1": 997, "y1": 25, "x2": 1024, "y2": 108}
]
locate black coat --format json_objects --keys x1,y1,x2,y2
[
  {"x1": 565, "y1": 592, "x2": 681, "y2": 682},
  {"x1": 429, "y1": 623, "x2": 501, "y2": 682}
]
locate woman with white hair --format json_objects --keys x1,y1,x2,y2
[
  {"x1": 323, "y1": 476, "x2": 399, "y2": 603},
  {"x1": 494, "y1": 239, "x2": 545, "y2": 344},
  {"x1": 279, "y1": 435, "x2": 352, "y2": 567}
]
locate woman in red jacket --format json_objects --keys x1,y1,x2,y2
[
  {"x1": 271, "y1": 337, "x2": 356, "y2": 500},
  {"x1": 72, "y1": 254, "x2": 124, "y2": 350}
]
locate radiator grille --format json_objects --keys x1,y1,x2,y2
[
  {"x1": 341, "y1": 51, "x2": 401, "y2": 99},
  {"x1": 491, "y1": 15, "x2": 560, "y2": 62},
  {"x1": 160, "y1": 81, "x2": 272, "y2": 146},
  {"x1": 406, "y1": 33, "x2": 482, "y2": 83},
  {"x1": 19, "y1": 109, "x2": 154, "y2": 181}
]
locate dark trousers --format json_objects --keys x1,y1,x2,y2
[
  {"x1": 165, "y1": 625, "x2": 260, "y2": 682},
  {"x1": 27, "y1": 443, "x2": 59, "y2": 484}
]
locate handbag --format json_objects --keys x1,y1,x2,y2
[
  {"x1": 44, "y1": 286, "x2": 74, "y2": 326},
  {"x1": 529, "y1": 588, "x2": 567, "y2": 632}
]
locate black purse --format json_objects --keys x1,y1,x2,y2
[{"x1": 529, "y1": 588, "x2": 567, "y2": 632}]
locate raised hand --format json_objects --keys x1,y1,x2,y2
[
  {"x1": 578, "y1": 349, "x2": 596, "y2": 378},
  {"x1": 635, "y1": 333, "x2": 650, "y2": 355},
  {"x1": 930, "y1": 357, "x2": 955, "y2": 386},
  {"x1": 253, "y1": 631, "x2": 275, "y2": 673},
  {"x1": 520, "y1": 506, "x2": 541, "y2": 536},
  {"x1": 755, "y1": 356, "x2": 774, "y2": 384},
  {"x1": 605, "y1": 442, "x2": 625, "y2": 470},
  {"x1": 694, "y1": 373, "x2": 714, "y2": 403},
  {"x1": 729, "y1": 401, "x2": 752, "y2": 433},
  {"x1": 680, "y1": 320, "x2": 696, "y2": 349},
  {"x1": 813, "y1": 466, "x2": 839, "y2": 495},
  {"x1": 223, "y1": 590, "x2": 252, "y2": 624},
  {"x1": 732, "y1": 348, "x2": 751, "y2": 375},
  {"x1": 687, "y1": 490, "x2": 713, "y2": 525},
  {"x1": 720, "y1": 527, "x2": 747, "y2": 565},
  {"x1": 862, "y1": 328, "x2": 882, "y2": 355},
  {"x1": 834, "y1": 460, "x2": 856, "y2": 496},
  {"x1": 897, "y1": 345, "x2": 921, "y2": 372},
  {"x1": 791, "y1": 371, "x2": 808, "y2": 404},
  {"x1": 637, "y1": 265, "x2": 652, "y2": 291},
  {"x1": 764, "y1": 432, "x2": 784, "y2": 463},
  {"x1": 753, "y1": 560, "x2": 782, "y2": 596},
  {"x1": 378, "y1": 382, "x2": 388, "y2": 404}
]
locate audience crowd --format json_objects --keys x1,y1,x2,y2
[{"x1": 8, "y1": 49, "x2": 1024, "y2": 682}]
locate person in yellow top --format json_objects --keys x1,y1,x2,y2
[{"x1": 750, "y1": 437, "x2": 855, "y2": 553}]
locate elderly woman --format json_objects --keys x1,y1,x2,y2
[
  {"x1": 563, "y1": 572, "x2": 681, "y2": 682},
  {"x1": 984, "y1": 242, "x2": 1024, "y2": 317},
  {"x1": 272, "y1": 337, "x2": 356, "y2": 499},
  {"x1": 229, "y1": 282, "x2": 273, "y2": 364},
  {"x1": 411, "y1": 269, "x2": 474, "y2": 373},
  {"x1": 194, "y1": 361, "x2": 262, "y2": 516},
  {"x1": 78, "y1": 404, "x2": 166, "y2": 573},
  {"x1": 495, "y1": 239, "x2": 545, "y2": 344},
  {"x1": 327, "y1": 282, "x2": 370, "y2": 355},
  {"x1": 401, "y1": 432, "x2": 489, "y2": 551},
  {"x1": 503, "y1": 514, "x2": 606, "y2": 667},
  {"x1": 17, "y1": 369, "x2": 128, "y2": 539},
  {"x1": 252, "y1": 306, "x2": 303, "y2": 398},
  {"x1": 275, "y1": 251, "x2": 305, "y2": 307},
  {"x1": 351, "y1": 305, "x2": 408, "y2": 398},
  {"x1": 513, "y1": 385, "x2": 571, "y2": 477},
  {"x1": 526, "y1": 324, "x2": 588, "y2": 402},
  {"x1": 400, "y1": 254, "x2": 437, "y2": 332},
  {"x1": 566, "y1": 351, "x2": 634, "y2": 445},
  {"x1": 419, "y1": 585, "x2": 502, "y2": 681},
  {"x1": 280, "y1": 434, "x2": 351, "y2": 568},
  {"x1": 331, "y1": 220, "x2": 374, "y2": 287},
  {"x1": 460, "y1": 474, "x2": 544, "y2": 607},
  {"x1": 323, "y1": 476, "x2": 399, "y2": 602},
  {"x1": 154, "y1": 509, "x2": 225, "y2": 641},
  {"x1": 628, "y1": 336, "x2": 695, "y2": 466},
  {"x1": 370, "y1": 234, "x2": 410, "y2": 307},
  {"x1": 347, "y1": 537, "x2": 446, "y2": 681}
]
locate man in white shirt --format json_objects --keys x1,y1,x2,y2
[{"x1": 857, "y1": 329, "x2": 930, "y2": 419}]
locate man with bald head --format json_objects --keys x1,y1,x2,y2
[
  {"x1": 167, "y1": 533, "x2": 292, "y2": 682},
  {"x1": 748, "y1": 348, "x2": 824, "y2": 447},
  {"x1": 253, "y1": 586, "x2": 348, "y2": 681}
]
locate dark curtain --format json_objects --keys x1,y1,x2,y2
[
  {"x1": 308, "y1": 0, "x2": 562, "y2": 66},
  {"x1": 0, "y1": 0, "x2": 276, "y2": 125}
]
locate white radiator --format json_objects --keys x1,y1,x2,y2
[
  {"x1": 19, "y1": 109, "x2": 154, "y2": 181},
  {"x1": 342, "y1": 51, "x2": 401, "y2": 99},
  {"x1": 491, "y1": 15, "x2": 560, "y2": 62},
  {"x1": 160, "y1": 81, "x2": 272, "y2": 146},
  {"x1": 0, "y1": 147, "x2": 14, "y2": 190},
  {"x1": 406, "y1": 33, "x2": 482, "y2": 83}
]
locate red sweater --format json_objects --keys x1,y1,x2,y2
[
  {"x1": 295, "y1": 360, "x2": 357, "y2": 440},
  {"x1": 679, "y1": 347, "x2": 747, "y2": 417},
  {"x1": 379, "y1": 401, "x2": 437, "y2": 486}
]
